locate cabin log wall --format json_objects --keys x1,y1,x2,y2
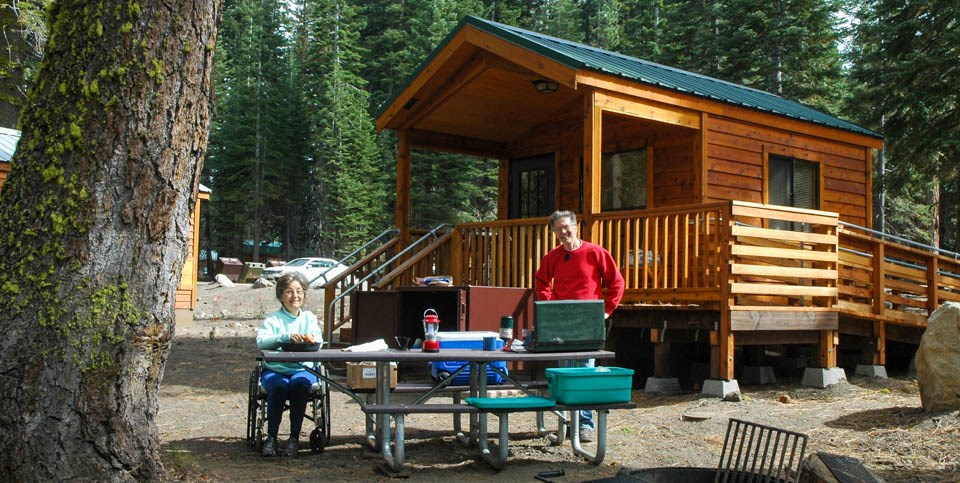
[{"x1": 705, "y1": 116, "x2": 870, "y2": 227}]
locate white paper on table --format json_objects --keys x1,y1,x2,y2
[{"x1": 341, "y1": 339, "x2": 389, "y2": 352}]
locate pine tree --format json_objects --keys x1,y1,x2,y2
[
  {"x1": 583, "y1": 0, "x2": 623, "y2": 50},
  {"x1": 300, "y1": 0, "x2": 387, "y2": 255},
  {"x1": 204, "y1": 0, "x2": 298, "y2": 261},
  {"x1": 846, "y1": 0, "x2": 960, "y2": 248},
  {"x1": 713, "y1": 0, "x2": 846, "y2": 113}
]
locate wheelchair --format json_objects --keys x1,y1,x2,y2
[{"x1": 246, "y1": 358, "x2": 331, "y2": 453}]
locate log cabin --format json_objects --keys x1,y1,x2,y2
[
  {"x1": 327, "y1": 17, "x2": 958, "y2": 391},
  {"x1": 0, "y1": 127, "x2": 209, "y2": 327}
]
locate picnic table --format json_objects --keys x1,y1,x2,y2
[{"x1": 260, "y1": 348, "x2": 634, "y2": 471}]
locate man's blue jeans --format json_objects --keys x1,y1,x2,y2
[
  {"x1": 559, "y1": 358, "x2": 595, "y2": 430},
  {"x1": 575, "y1": 358, "x2": 595, "y2": 430}
]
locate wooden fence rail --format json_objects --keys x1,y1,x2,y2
[{"x1": 838, "y1": 228, "x2": 960, "y2": 327}]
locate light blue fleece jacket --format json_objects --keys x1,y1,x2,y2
[{"x1": 256, "y1": 306, "x2": 323, "y2": 375}]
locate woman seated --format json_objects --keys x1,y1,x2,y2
[{"x1": 256, "y1": 272, "x2": 323, "y2": 457}]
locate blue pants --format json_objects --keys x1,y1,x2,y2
[
  {"x1": 261, "y1": 369, "x2": 317, "y2": 439},
  {"x1": 576, "y1": 358, "x2": 595, "y2": 429},
  {"x1": 559, "y1": 358, "x2": 595, "y2": 429}
]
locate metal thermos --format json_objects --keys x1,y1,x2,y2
[{"x1": 499, "y1": 315, "x2": 514, "y2": 340}]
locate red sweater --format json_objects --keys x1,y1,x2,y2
[{"x1": 534, "y1": 241, "x2": 625, "y2": 316}]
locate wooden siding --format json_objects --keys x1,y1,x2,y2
[
  {"x1": 175, "y1": 192, "x2": 208, "y2": 311},
  {"x1": 510, "y1": 103, "x2": 702, "y2": 215},
  {"x1": 0, "y1": 161, "x2": 9, "y2": 188},
  {"x1": 705, "y1": 116, "x2": 870, "y2": 227},
  {"x1": 652, "y1": 128, "x2": 698, "y2": 207}
]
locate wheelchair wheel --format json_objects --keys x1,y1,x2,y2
[
  {"x1": 246, "y1": 369, "x2": 260, "y2": 447},
  {"x1": 322, "y1": 382, "x2": 332, "y2": 444},
  {"x1": 309, "y1": 427, "x2": 325, "y2": 453}
]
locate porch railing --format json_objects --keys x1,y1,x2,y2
[
  {"x1": 322, "y1": 235, "x2": 401, "y2": 343},
  {"x1": 448, "y1": 201, "x2": 840, "y2": 313},
  {"x1": 594, "y1": 203, "x2": 727, "y2": 305},
  {"x1": 838, "y1": 225, "x2": 960, "y2": 326},
  {"x1": 333, "y1": 201, "x2": 953, "y2": 341},
  {"x1": 451, "y1": 218, "x2": 558, "y2": 288}
]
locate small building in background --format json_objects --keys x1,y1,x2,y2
[{"x1": 0, "y1": 127, "x2": 18, "y2": 184}]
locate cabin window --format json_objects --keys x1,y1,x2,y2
[
  {"x1": 768, "y1": 155, "x2": 819, "y2": 229},
  {"x1": 602, "y1": 149, "x2": 647, "y2": 211},
  {"x1": 509, "y1": 154, "x2": 555, "y2": 219}
]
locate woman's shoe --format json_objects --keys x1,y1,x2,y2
[
  {"x1": 262, "y1": 436, "x2": 277, "y2": 456},
  {"x1": 283, "y1": 438, "x2": 299, "y2": 457}
]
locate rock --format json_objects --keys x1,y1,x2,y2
[
  {"x1": 722, "y1": 391, "x2": 742, "y2": 402},
  {"x1": 214, "y1": 274, "x2": 235, "y2": 287},
  {"x1": 916, "y1": 302, "x2": 960, "y2": 411},
  {"x1": 681, "y1": 410, "x2": 714, "y2": 421},
  {"x1": 253, "y1": 277, "x2": 275, "y2": 289},
  {"x1": 778, "y1": 394, "x2": 792, "y2": 404}
]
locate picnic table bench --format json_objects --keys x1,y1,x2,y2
[{"x1": 363, "y1": 397, "x2": 637, "y2": 469}]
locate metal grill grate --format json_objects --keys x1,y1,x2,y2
[
  {"x1": 716, "y1": 418, "x2": 808, "y2": 483},
  {"x1": 818, "y1": 453, "x2": 882, "y2": 483}
]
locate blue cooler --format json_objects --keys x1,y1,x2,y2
[{"x1": 429, "y1": 331, "x2": 508, "y2": 385}]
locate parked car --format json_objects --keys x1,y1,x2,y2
[{"x1": 260, "y1": 257, "x2": 348, "y2": 287}]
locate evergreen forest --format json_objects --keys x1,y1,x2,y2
[{"x1": 3, "y1": 0, "x2": 959, "y2": 264}]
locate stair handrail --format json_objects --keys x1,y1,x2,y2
[
  {"x1": 840, "y1": 221, "x2": 960, "y2": 259},
  {"x1": 324, "y1": 223, "x2": 452, "y2": 345},
  {"x1": 307, "y1": 227, "x2": 399, "y2": 287}
]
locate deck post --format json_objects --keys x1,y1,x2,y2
[
  {"x1": 714, "y1": 204, "x2": 735, "y2": 380},
  {"x1": 818, "y1": 329, "x2": 838, "y2": 368},
  {"x1": 396, "y1": 130, "x2": 412, "y2": 252},
  {"x1": 926, "y1": 256, "x2": 939, "y2": 316},
  {"x1": 651, "y1": 329, "x2": 671, "y2": 378},
  {"x1": 582, "y1": 88, "x2": 601, "y2": 240},
  {"x1": 871, "y1": 241, "x2": 885, "y2": 316}
]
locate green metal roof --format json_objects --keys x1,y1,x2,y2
[{"x1": 385, "y1": 16, "x2": 881, "y2": 140}]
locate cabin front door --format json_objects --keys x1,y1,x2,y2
[{"x1": 509, "y1": 154, "x2": 555, "y2": 219}]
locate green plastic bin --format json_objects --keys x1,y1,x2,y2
[{"x1": 545, "y1": 367, "x2": 634, "y2": 405}]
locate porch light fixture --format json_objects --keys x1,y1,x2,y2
[{"x1": 532, "y1": 79, "x2": 559, "y2": 93}]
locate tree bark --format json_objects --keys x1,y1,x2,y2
[{"x1": 0, "y1": 0, "x2": 221, "y2": 481}]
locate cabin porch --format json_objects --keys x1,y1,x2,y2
[{"x1": 322, "y1": 200, "x2": 957, "y2": 389}]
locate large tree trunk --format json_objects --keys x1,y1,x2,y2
[{"x1": 0, "y1": 1, "x2": 221, "y2": 480}]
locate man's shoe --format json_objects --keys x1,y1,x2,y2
[
  {"x1": 579, "y1": 427, "x2": 595, "y2": 443},
  {"x1": 283, "y1": 438, "x2": 299, "y2": 457},
  {"x1": 261, "y1": 436, "x2": 277, "y2": 456}
]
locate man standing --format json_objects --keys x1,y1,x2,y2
[{"x1": 535, "y1": 210, "x2": 625, "y2": 442}]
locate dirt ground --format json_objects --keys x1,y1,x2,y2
[{"x1": 158, "y1": 283, "x2": 960, "y2": 482}]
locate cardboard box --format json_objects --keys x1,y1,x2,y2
[{"x1": 347, "y1": 362, "x2": 397, "y2": 390}]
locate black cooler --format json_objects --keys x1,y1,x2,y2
[{"x1": 528, "y1": 300, "x2": 605, "y2": 352}]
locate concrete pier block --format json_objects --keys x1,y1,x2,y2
[
  {"x1": 644, "y1": 377, "x2": 681, "y2": 395},
  {"x1": 854, "y1": 364, "x2": 888, "y2": 379},
  {"x1": 701, "y1": 379, "x2": 741, "y2": 401},
  {"x1": 740, "y1": 365, "x2": 777, "y2": 385},
  {"x1": 801, "y1": 367, "x2": 847, "y2": 388}
]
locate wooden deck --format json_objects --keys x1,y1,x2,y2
[{"x1": 323, "y1": 201, "x2": 955, "y2": 382}]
